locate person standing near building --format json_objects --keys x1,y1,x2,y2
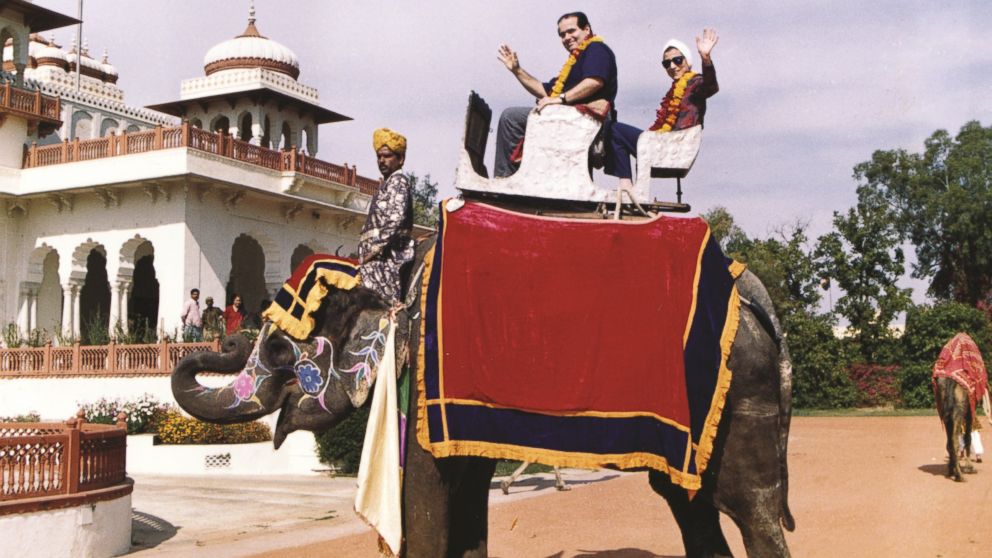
[
  {"x1": 180, "y1": 288, "x2": 203, "y2": 341},
  {"x1": 224, "y1": 294, "x2": 246, "y2": 335},
  {"x1": 358, "y1": 128, "x2": 414, "y2": 306},
  {"x1": 202, "y1": 296, "x2": 224, "y2": 341}
]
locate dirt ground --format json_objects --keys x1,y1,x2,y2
[{"x1": 250, "y1": 416, "x2": 992, "y2": 558}]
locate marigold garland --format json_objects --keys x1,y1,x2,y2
[
  {"x1": 649, "y1": 71, "x2": 697, "y2": 132},
  {"x1": 549, "y1": 35, "x2": 604, "y2": 97}
]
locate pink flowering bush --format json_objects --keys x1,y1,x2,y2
[{"x1": 847, "y1": 364, "x2": 901, "y2": 407}]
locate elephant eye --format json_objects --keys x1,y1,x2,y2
[{"x1": 264, "y1": 336, "x2": 296, "y2": 368}]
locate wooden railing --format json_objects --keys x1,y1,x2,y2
[
  {"x1": 0, "y1": 339, "x2": 221, "y2": 378},
  {"x1": 0, "y1": 412, "x2": 129, "y2": 513},
  {"x1": 23, "y1": 122, "x2": 380, "y2": 196},
  {"x1": 0, "y1": 82, "x2": 61, "y2": 122}
]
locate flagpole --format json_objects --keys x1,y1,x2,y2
[{"x1": 75, "y1": 0, "x2": 82, "y2": 92}]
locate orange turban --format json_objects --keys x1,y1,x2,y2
[{"x1": 373, "y1": 128, "x2": 407, "y2": 155}]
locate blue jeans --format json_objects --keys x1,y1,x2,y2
[{"x1": 183, "y1": 325, "x2": 203, "y2": 342}]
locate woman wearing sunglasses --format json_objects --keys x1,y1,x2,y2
[{"x1": 607, "y1": 28, "x2": 719, "y2": 190}]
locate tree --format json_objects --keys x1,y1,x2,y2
[
  {"x1": 854, "y1": 121, "x2": 992, "y2": 305},
  {"x1": 815, "y1": 196, "x2": 912, "y2": 364},
  {"x1": 703, "y1": 208, "x2": 855, "y2": 407},
  {"x1": 701, "y1": 206, "x2": 748, "y2": 256},
  {"x1": 408, "y1": 172, "x2": 440, "y2": 228}
]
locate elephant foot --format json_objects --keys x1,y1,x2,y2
[
  {"x1": 962, "y1": 464, "x2": 977, "y2": 474},
  {"x1": 555, "y1": 483, "x2": 571, "y2": 491},
  {"x1": 500, "y1": 479, "x2": 511, "y2": 495}
]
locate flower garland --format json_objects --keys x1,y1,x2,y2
[
  {"x1": 648, "y1": 71, "x2": 697, "y2": 132},
  {"x1": 549, "y1": 35, "x2": 604, "y2": 97}
]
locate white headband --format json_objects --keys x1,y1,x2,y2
[{"x1": 663, "y1": 38, "x2": 693, "y2": 68}]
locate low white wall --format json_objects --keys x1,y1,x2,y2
[
  {"x1": 0, "y1": 492, "x2": 131, "y2": 558},
  {"x1": 1, "y1": 376, "x2": 324, "y2": 475},
  {"x1": 0, "y1": 376, "x2": 175, "y2": 421},
  {"x1": 128, "y1": 433, "x2": 323, "y2": 475}
]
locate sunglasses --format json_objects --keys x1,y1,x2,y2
[{"x1": 662, "y1": 56, "x2": 685, "y2": 69}]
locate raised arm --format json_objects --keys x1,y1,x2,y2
[
  {"x1": 497, "y1": 43, "x2": 548, "y2": 99},
  {"x1": 696, "y1": 28, "x2": 720, "y2": 97}
]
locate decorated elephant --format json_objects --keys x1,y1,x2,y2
[
  {"x1": 172, "y1": 235, "x2": 795, "y2": 557},
  {"x1": 932, "y1": 332, "x2": 989, "y2": 482}
]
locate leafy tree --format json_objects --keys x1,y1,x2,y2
[
  {"x1": 815, "y1": 196, "x2": 911, "y2": 364},
  {"x1": 854, "y1": 121, "x2": 992, "y2": 305},
  {"x1": 408, "y1": 172, "x2": 439, "y2": 228},
  {"x1": 786, "y1": 311, "x2": 857, "y2": 409},
  {"x1": 704, "y1": 208, "x2": 854, "y2": 407},
  {"x1": 702, "y1": 206, "x2": 748, "y2": 256},
  {"x1": 898, "y1": 301, "x2": 992, "y2": 407}
]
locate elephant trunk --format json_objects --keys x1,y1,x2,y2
[{"x1": 171, "y1": 335, "x2": 287, "y2": 424}]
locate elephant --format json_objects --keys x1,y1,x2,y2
[
  {"x1": 934, "y1": 376, "x2": 978, "y2": 481},
  {"x1": 172, "y1": 237, "x2": 795, "y2": 557}
]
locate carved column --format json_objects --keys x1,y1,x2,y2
[
  {"x1": 17, "y1": 284, "x2": 30, "y2": 332},
  {"x1": 27, "y1": 286, "x2": 39, "y2": 332},
  {"x1": 109, "y1": 281, "x2": 122, "y2": 334},
  {"x1": 70, "y1": 283, "x2": 82, "y2": 338},
  {"x1": 118, "y1": 281, "x2": 131, "y2": 334},
  {"x1": 60, "y1": 283, "x2": 74, "y2": 338}
]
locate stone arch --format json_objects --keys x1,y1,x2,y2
[
  {"x1": 100, "y1": 118, "x2": 120, "y2": 137},
  {"x1": 76, "y1": 244, "x2": 110, "y2": 344},
  {"x1": 189, "y1": 118, "x2": 203, "y2": 129},
  {"x1": 281, "y1": 122, "x2": 292, "y2": 150},
  {"x1": 290, "y1": 243, "x2": 316, "y2": 274},
  {"x1": 301, "y1": 125, "x2": 314, "y2": 155},
  {"x1": 261, "y1": 114, "x2": 272, "y2": 148},
  {"x1": 211, "y1": 115, "x2": 230, "y2": 134},
  {"x1": 125, "y1": 240, "x2": 158, "y2": 339},
  {"x1": 125, "y1": 124, "x2": 140, "y2": 133},
  {"x1": 0, "y1": 25, "x2": 29, "y2": 75},
  {"x1": 238, "y1": 111, "x2": 253, "y2": 142},
  {"x1": 226, "y1": 232, "x2": 279, "y2": 323},
  {"x1": 72, "y1": 111, "x2": 93, "y2": 140},
  {"x1": 28, "y1": 245, "x2": 62, "y2": 334}
]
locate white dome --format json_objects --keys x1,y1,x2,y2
[
  {"x1": 37, "y1": 44, "x2": 67, "y2": 62},
  {"x1": 204, "y1": 35, "x2": 298, "y2": 69},
  {"x1": 202, "y1": 19, "x2": 300, "y2": 79}
]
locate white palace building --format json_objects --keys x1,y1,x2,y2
[{"x1": 0, "y1": 1, "x2": 381, "y2": 344}]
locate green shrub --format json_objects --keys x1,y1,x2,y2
[
  {"x1": 899, "y1": 362, "x2": 937, "y2": 409},
  {"x1": 155, "y1": 410, "x2": 272, "y2": 444},
  {"x1": 785, "y1": 311, "x2": 858, "y2": 409},
  {"x1": 315, "y1": 403, "x2": 370, "y2": 474},
  {"x1": 494, "y1": 460, "x2": 554, "y2": 476},
  {"x1": 902, "y1": 302, "x2": 992, "y2": 366}
]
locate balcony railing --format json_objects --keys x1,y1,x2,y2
[
  {"x1": 0, "y1": 412, "x2": 130, "y2": 514},
  {"x1": 0, "y1": 339, "x2": 221, "y2": 378},
  {"x1": 0, "y1": 82, "x2": 61, "y2": 123},
  {"x1": 23, "y1": 122, "x2": 380, "y2": 196}
]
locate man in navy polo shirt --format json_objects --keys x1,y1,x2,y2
[{"x1": 494, "y1": 11, "x2": 618, "y2": 177}]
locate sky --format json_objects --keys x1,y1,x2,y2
[{"x1": 37, "y1": 0, "x2": 992, "y2": 306}]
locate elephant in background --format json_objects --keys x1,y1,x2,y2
[
  {"x1": 932, "y1": 332, "x2": 990, "y2": 482},
  {"x1": 172, "y1": 238, "x2": 796, "y2": 557}
]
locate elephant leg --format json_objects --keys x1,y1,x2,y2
[
  {"x1": 402, "y1": 438, "x2": 452, "y2": 557},
  {"x1": 711, "y1": 410, "x2": 791, "y2": 558},
  {"x1": 448, "y1": 457, "x2": 497, "y2": 557},
  {"x1": 648, "y1": 470, "x2": 732, "y2": 558}
]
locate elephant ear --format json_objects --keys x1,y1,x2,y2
[
  {"x1": 263, "y1": 255, "x2": 361, "y2": 340},
  {"x1": 339, "y1": 313, "x2": 392, "y2": 408}
]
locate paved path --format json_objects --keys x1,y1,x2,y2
[{"x1": 125, "y1": 416, "x2": 992, "y2": 557}]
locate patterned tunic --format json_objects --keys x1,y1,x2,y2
[{"x1": 358, "y1": 172, "x2": 415, "y2": 303}]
